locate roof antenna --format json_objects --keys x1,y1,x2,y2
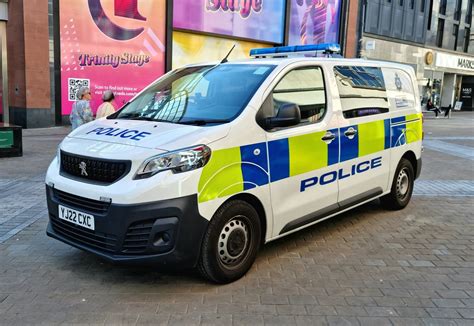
[{"x1": 221, "y1": 44, "x2": 236, "y2": 64}]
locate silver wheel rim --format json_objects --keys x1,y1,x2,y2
[
  {"x1": 396, "y1": 168, "x2": 410, "y2": 199},
  {"x1": 218, "y1": 217, "x2": 249, "y2": 266}
]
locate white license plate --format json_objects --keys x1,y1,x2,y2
[{"x1": 58, "y1": 205, "x2": 95, "y2": 231}]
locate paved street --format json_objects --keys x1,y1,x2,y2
[{"x1": 0, "y1": 113, "x2": 473, "y2": 325}]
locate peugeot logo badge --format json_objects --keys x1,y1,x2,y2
[{"x1": 79, "y1": 161, "x2": 88, "y2": 177}]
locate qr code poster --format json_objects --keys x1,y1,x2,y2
[{"x1": 68, "y1": 78, "x2": 90, "y2": 101}]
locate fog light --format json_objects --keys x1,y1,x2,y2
[{"x1": 153, "y1": 232, "x2": 170, "y2": 247}]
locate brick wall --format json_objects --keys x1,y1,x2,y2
[
  {"x1": 23, "y1": 0, "x2": 51, "y2": 109},
  {"x1": 6, "y1": 0, "x2": 52, "y2": 127},
  {"x1": 6, "y1": 0, "x2": 26, "y2": 109},
  {"x1": 345, "y1": 0, "x2": 359, "y2": 58}
]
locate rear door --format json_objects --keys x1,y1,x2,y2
[{"x1": 333, "y1": 65, "x2": 392, "y2": 207}]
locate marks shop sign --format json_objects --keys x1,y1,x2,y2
[{"x1": 436, "y1": 53, "x2": 474, "y2": 71}]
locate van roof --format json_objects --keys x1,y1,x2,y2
[{"x1": 184, "y1": 57, "x2": 415, "y2": 72}]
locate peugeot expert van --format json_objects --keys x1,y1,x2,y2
[{"x1": 46, "y1": 44, "x2": 422, "y2": 283}]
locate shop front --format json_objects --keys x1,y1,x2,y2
[
  {"x1": 434, "y1": 53, "x2": 474, "y2": 111},
  {"x1": 0, "y1": 0, "x2": 22, "y2": 157}
]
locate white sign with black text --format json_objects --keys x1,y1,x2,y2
[{"x1": 435, "y1": 53, "x2": 474, "y2": 72}]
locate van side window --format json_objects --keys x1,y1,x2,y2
[
  {"x1": 334, "y1": 66, "x2": 389, "y2": 119},
  {"x1": 259, "y1": 67, "x2": 326, "y2": 130}
]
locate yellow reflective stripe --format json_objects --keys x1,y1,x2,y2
[
  {"x1": 406, "y1": 113, "x2": 422, "y2": 121},
  {"x1": 405, "y1": 113, "x2": 422, "y2": 143},
  {"x1": 406, "y1": 120, "x2": 422, "y2": 143},
  {"x1": 288, "y1": 131, "x2": 327, "y2": 176},
  {"x1": 198, "y1": 147, "x2": 243, "y2": 203},
  {"x1": 358, "y1": 120, "x2": 385, "y2": 156}
]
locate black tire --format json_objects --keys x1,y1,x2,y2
[
  {"x1": 380, "y1": 158, "x2": 415, "y2": 210},
  {"x1": 198, "y1": 200, "x2": 261, "y2": 284}
]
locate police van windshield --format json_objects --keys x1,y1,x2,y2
[{"x1": 112, "y1": 64, "x2": 275, "y2": 126}]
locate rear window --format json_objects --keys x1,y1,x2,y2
[
  {"x1": 382, "y1": 68, "x2": 416, "y2": 111},
  {"x1": 334, "y1": 66, "x2": 389, "y2": 119}
]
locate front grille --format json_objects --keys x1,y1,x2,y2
[
  {"x1": 50, "y1": 214, "x2": 117, "y2": 252},
  {"x1": 60, "y1": 151, "x2": 131, "y2": 184},
  {"x1": 54, "y1": 189, "x2": 110, "y2": 214},
  {"x1": 122, "y1": 219, "x2": 155, "y2": 254}
]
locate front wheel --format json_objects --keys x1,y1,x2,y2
[
  {"x1": 380, "y1": 158, "x2": 415, "y2": 210},
  {"x1": 198, "y1": 200, "x2": 261, "y2": 284}
]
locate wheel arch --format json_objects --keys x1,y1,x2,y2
[
  {"x1": 221, "y1": 193, "x2": 268, "y2": 248},
  {"x1": 401, "y1": 150, "x2": 417, "y2": 176}
]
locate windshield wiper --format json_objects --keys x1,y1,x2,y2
[
  {"x1": 178, "y1": 119, "x2": 231, "y2": 126},
  {"x1": 129, "y1": 116, "x2": 159, "y2": 121},
  {"x1": 117, "y1": 115, "x2": 171, "y2": 123}
]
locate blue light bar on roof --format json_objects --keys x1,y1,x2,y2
[{"x1": 250, "y1": 43, "x2": 341, "y2": 57}]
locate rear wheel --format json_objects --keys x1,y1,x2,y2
[
  {"x1": 381, "y1": 158, "x2": 414, "y2": 210},
  {"x1": 198, "y1": 200, "x2": 261, "y2": 284}
]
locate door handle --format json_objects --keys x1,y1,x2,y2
[
  {"x1": 321, "y1": 132, "x2": 336, "y2": 143},
  {"x1": 344, "y1": 127, "x2": 357, "y2": 139}
]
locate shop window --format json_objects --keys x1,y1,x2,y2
[
  {"x1": 465, "y1": 28, "x2": 471, "y2": 53},
  {"x1": 334, "y1": 66, "x2": 389, "y2": 120},
  {"x1": 466, "y1": 1, "x2": 473, "y2": 25},
  {"x1": 439, "y1": 0, "x2": 447, "y2": 15},
  {"x1": 454, "y1": 0, "x2": 462, "y2": 21},
  {"x1": 453, "y1": 24, "x2": 459, "y2": 50},
  {"x1": 436, "y1": 18, "x2": 445, "y2": 47},
  {"x1": 427, "y1": 0, "x2": 434, "y2": 29}
]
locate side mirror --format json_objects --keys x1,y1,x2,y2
[{"x1": 265, "y1": 103, "x2": 301, "y2": 129}]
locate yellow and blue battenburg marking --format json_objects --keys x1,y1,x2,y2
[
  {"x1": 197, "y1": 143, "x2": 270, "y2": 203},
  {"x1": 340, "y1": 120, "x2": 391, "y2": 162},
  {"x1": 391, "y1": 113, "x2": 423, "y2": 147},
  {"x1": 269, "y1": 128, "x2": 339, "y2": 182},
  {"x1": 198, "y1": 115, "x2": 422, "y2": 203}
]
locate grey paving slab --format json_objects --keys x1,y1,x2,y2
[
  {"x1": 423, "y1": 140, "x2": 474, "y2": 160},
  {"x1": 413, "y1": 180, "x2": 474, "y2": 197},
  {"x1": 0, "y1": 113, "x2": 473, "y2": 324}
]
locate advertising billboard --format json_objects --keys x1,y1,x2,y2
[
  {"x1": 288, "y1": 0, "x2": 342, "y2": 46},
  {"x1": 172, "y1": 31, "x2": 270, "y2": 69},
  {"x1": 60, "y1": 0, "x2": 167, "y2": 115},
  {"x1": 173, "y1": 0, "x2": 286, "y2": 44}
]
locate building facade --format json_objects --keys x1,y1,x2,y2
[
  {"x1": 0, "y1": 0, "x2": 359, "y2": 128},
  {"x1": 361, "y1": 0, "x2": 474, "y2": 110}
]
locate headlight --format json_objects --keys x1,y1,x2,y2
[{"x1": 135, "y1": 145, "x2": 211, "y2": 179}]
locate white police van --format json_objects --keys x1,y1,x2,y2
[{"x1": 46, "y1": 44, "x2": 423, "y2": 283}]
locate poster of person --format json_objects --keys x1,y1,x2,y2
[
  {"x1": 60, "y1": 0, "x2": 167, "y2": 116},
  {"x1": 288, "y1": 0, "x2": 342, "y2": 46}
]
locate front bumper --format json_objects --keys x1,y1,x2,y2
[{"x1": 46, "y1": 185, "x2": 208, "y2": 268}]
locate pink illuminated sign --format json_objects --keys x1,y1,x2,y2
[{"x1": 60, "y1": 0, "x2": 167, "y2": 115}]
